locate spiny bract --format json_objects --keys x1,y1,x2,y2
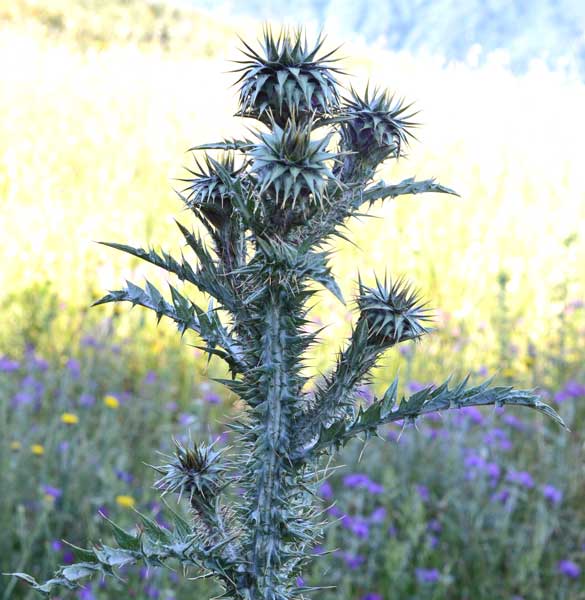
[
  {"x1": 235, "y1": 27, "x2": 342, "y2": 125},
  {"x1": 250, "y1": 117, "x2": 340, "y2": 208}
]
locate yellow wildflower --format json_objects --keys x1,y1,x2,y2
[
  {"x1": 31, "y1": 444, "x2": 45, "y2": 455},
  {"x1": 502, "y1": 367, "x2": 515, "y2": 378},
  {"x1": 103, "y1": 394, "x2": 120, "y2": 409},
  {"x1": 115, "y1": 495, "x2": 136, "y2": 508},
  {"x1": 10, "y1": 441, "x2": 21, "y2": 451},
  {"x1": 60, "y1": 412, "x2": 79, "y2": 425}
]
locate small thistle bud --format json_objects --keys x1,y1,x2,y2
[
  {"x1": 235, "y1": 27, "x2": 342, "y2": 125},
  {"x1": 340, "y1": 86, "x2": 418, "y2": 166},
  {"x1": 250, "y1": 118, "x2": 339, "y2": 209},
  {"x1": 357, "y1": 276, "x2": 432, "y2": 346},
  {"x1": 178, "y1": 154, "x2": 242, "y2": 230},
  {"x1": 153, "y1": 439, "x2": 229, "y2": 504}
]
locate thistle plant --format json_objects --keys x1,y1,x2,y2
[{"x1": 11, "y1": 28, "x2": 566, "y2": 600}]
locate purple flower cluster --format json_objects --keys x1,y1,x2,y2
[
  {"x1": 502, "y1": 414, "x2": 527, "y2": 431},
  {"x1": 454, "y1": 406, "x2": 485, "y2": 425},
  {"x1": 506, "y1": 469, "x2": 534, "y2": 488},
  {"x1": 0, "y1": 355, "x2": 20, "y2": 372},
  {"x1": 555, "y1": 380, "x2": 585, "y2": 403},
  {"x1": 557, "y1": 559, "x2": 581, "y2": 578},
  {"x1": 66, "y1": 358, "x2": 81, "y2": 379},
  {"x1": 541, "y1": 484, "x2": 563, "y2": 505},
  {"x1": 483, "y1": 427, "x2": 513, "y2": 451},
  {"x1": 415, "y1": 567, "x2": 440, "y2": 583},
  {"x1": 12, "y1": 375, "x2": 45, "y2": 409},
  {"x1": 339, "y1": 551, "x2": 366, "y2": 569},
  {"x1": 42, "y1": 485, "x2": 62, "y2": 499},
  {"x1": 464, "y1": 450, "x2": 501, "y2": 483},
  {"x1": 343, "y1": 473, "x2": 384, "y2": 495}
]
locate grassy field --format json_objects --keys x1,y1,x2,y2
[{"x1": 1, "y1": 1, "x2": 584, "y2": 598}]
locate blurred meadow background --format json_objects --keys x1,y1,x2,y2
[{"x1": 1, "y1": 0, "x2": 584, "y2": 598}]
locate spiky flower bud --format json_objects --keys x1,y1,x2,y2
[
  {"x1": 178, "y1": 154, "x2": 242, "y2": 230},
  {"x1": 250, "y1": 118, "x2": 339, "y2": 208},
  {"x1": 340, "y1": 86, "x2": 418, "y2": 170},
  {"x1": 235, "y1": 28, "x2": 342, "y2": 126},
  {"x1": 357, "y1": 276, "x2": 432, "y2": 346},
  {"x1": 153, "y1": 439, "x2": 229, "y2": 504}
]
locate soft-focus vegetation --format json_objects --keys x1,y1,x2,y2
[{"x1": 1, "y1": 1, "x2": 584, "y2": 598}]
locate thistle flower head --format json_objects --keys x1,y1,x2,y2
[
  {"x1": 357, "y1": 275, "x2": 432, "y2": 345},
  {"x1": 250, "y1": 117, "x2": 339, "y2": 208},
  {"x1": 235, "y1": 27, "x2": 342, "y2": 125},
  {"x1": 153, "y1": 438, "x2": 229, "y2": 502},
  {"x1": 341, "y1": 85, "x2": 418, "y2": 161},
  {"x1": 178, "y1": 153, "x2": 242, "y2": 229}
]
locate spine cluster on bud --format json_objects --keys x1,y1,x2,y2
[{"x1": 17, "y1": 26, "x2": 565, "y2": 600}]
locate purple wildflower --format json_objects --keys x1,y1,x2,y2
[
  {"x1": 565, "y1": 380, "x2": 585, "y2": 398},
  {"x1": 407, "y1": 380, "x2": 427, "y2": 393},
  {"x1": 415, "y1": 568, "x2": 440, "y2": 583},
  {"x1": 366, "y1": 480, "x2": 385, "y2": 495},
  {"x1": 343, "y1": 473, "x2": 370, "y2": 488},
  {"x1": 386, "y1": 428, "x2": 400, "y2": 442},
  {"x1": 486, "y1": 462, "x2": 501, "y2": 481},
  {"x1": 66, "y1": 358, "x2": 81, "y2": 378},
  {"x1": 51, "y1": 540, "x2": 63, "y2": 552},
  {"x1": 319, "y1": 481, "x2": 333, "y2": 500},
  {"x1": 341, "y1": 552, "x2": 365, "y2": 570},
  {"x1": 78, "y1": 393, "x2": 95, "y2": 407},
  {"x1": 348, "y1": 517, "x2": 370, "y2": 539},
  {"x1": 464, "y1": 451, "x2": 487, "y2": 471},
  {"x1": 0, "y1": 356, "x2": 20, "y2": 371},
  {"x1": 554, "y1": 390, "x2": 571, "y2": 403},
  {"x1": 557, "y1": 559, "x2": 580, "y2": 578},
  {"x1": 80, "y1": 335, "x2": 100, "y2": 347},
  {"x1": 204, "y1": 391, "x2": 222, "y2": 405},
  {"x1": 357, "y1": 385, "x2": 374, "y2": 404},
  {"x1": 78, "y1": 587, "x2": 97, "y2": 600},
  {"x1": 427, "y1": 519, "x2": 442, "y2": 533},
  {"x1": 541, "y1": 484, "x2": 563, "y2": 505},
  {"x1": 115, "y1": 470, "x2": 134, "y2": 484},
  {"x1": 506, "y1": 470, "x2": 534, "y2": 488},
  {"x1": 144, "y1": 584, "x2": 160, "y2": 598},
  {"x1": 296, "y1": 576, "x2": 305, "y2": 587},
  {"x1": 416, "y1": 485, "x2": 430, "y2": 502},
  {"x1": 459, "y1": 406, "x2": 485, "y2": 425},
  {"x1": 502, "y1": 414, "x2": 527, "y2": 430},
  {"x1": 327, "y1": 505, "x2": 343, "y2": 518},
  {"x1": 491, "y1": 488, "x2": 511, "y2": 505},
  {"x1": 369, "y1": 506, "x2": 387, "y2": 523},
  {"x1": 178, "y1": 413, "x2": 195, "y2": 426},
  {"x1": 361, "y1": 594, "x2": 383, "y2": 600},
  {"x1": 555, "y1": 380, "x2": 585, "y2": 403},
  {"x1": 41, "y1": 485, "x2": 62, "y2": 499},
  {"x1": 483, "y1": 427, "x2": 512, "y2": 451},
  {"x1": 144, "y1": 371, "x2": 157, "y2": 384}
]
